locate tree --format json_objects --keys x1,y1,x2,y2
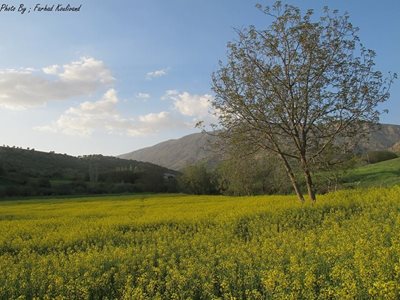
[
  {"x1": 216, "y1": 150, "x2": 291, "y2": 196},
  {"x1": 363, "y1": 150, "x2": 398, "y2": 164},
  {"x1": 178, "y1": 163, "x2": 217, "y2": 195},
  {"x1": 210, "y1": 1, "x2": 396, "y2": 202}
]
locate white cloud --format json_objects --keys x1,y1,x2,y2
[
  {"x1": 0, "y1": 57, "x2": 114, "y2": 110},
  {"x1": 35, "y1": 89, "x2": 125, "y2": 136},
  {"x1": 146, "y1": 68, "x2": 168, "y2": 79},
  {"x1": 35, "y1": 89, "x2": 189, "y2": 137},
  {"x1": 59, "y1": 57, "x2": 114, "y2": 84},
  {"x1": 42, "y1": 64, "x2": 60, "y2": 75},
  {"x1": 173, "y1": 92, "x2": 213, "y2": 118},
  {"x1": 162, "y1": 90, "x2": 217, "y2": 125},
  {"x1": 136, "y1": 92, "x2": 150, "y2": 100}
]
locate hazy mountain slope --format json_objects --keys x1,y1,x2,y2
[
  {"x1": 119, "y1": 132, "x2": 221, "y2": 170},
  {"x1": 390, "y1": 141, "x2": 400, "y2": 153},
  {"x1": 360, "y1": 124, "x2": 400, "y2": 151},
  {"x1": 120, "y1": 124, "x2": 400, "y2": 170}
]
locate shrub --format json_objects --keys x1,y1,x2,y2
[{"x1": 363, "y1": 150, "x2": 398, "y2": 164}]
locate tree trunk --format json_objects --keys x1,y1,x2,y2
[
  {"x1": 278, "y1": 153, "x2": 305, "y2": 203},
  {"x1": 304, "y1": 168, "x2": 316, "y2": 203},
  {"x1": 300, "y1": 156, "x2": 316, "y2": 202}
]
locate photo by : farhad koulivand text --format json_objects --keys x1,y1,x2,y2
[
  {"x1": 34, "y1": 3, "x2": 82, "y2": 12},
  {"x1": 0, "y1": 3, "x2": 82, "y2": 14}
]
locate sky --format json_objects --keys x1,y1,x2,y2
[{"x1": 0, "y1": 0, "x2": 399, "y2": 156}]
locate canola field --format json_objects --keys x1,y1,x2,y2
[{"x1": 1, "y1": 188, "x2": 400, "y2": 299}]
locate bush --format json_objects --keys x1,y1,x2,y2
[
  {"x1": 178, "y1": 163, "x2": 217, "y2": 195},
  {"x1": 215, "y1": 155, "x2": 293, "y2": 196},
  {"x1": 363, "y1": 150, "x2": 398, "y2": 164}
]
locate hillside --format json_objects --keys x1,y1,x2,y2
[
  {"x1": 359, "y1": 123, "x2": 400, "y2": 152},
  {"x1": 390, "y1": 141, "x2": 400, "y2": 153},
  {"x1": 120, "y1": 124, "x2": 400, "y2": 170},
  {"x1": 0, "y1": 147, "x2": 178, "y2": 197},
  {"x1": 119, "y1": 132, "x2": 221, "y2": 170},
  {"x1": 342, "y1": 157, "x2": 400, "y2": 188}
]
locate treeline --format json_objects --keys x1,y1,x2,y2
[
  {"x1": 178, "y1": 158, "x2": 293, "y2": 196},
  {"x1": 178, "y1": 150, "x2": 399, "y2": 196},
  {"x1": 1, "y1": 145, "x2": 397, "y2": 198},
  {"x1": 0, "y1": 147, "x2": 178, "y2": 198}
]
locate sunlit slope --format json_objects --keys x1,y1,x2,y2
[
  {"x1": 1, "y1": 189, "x2": 400, "y2": 298},
  {"x1": 343, "y1": 157, "x2": 400, "y2": 188}
]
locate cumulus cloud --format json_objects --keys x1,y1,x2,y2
[
  {"x1": 173, "y1": 92, "x2": 213, "y2": 118},
  {"x1": 0, "y1": 57, "x2": 114, "y2": 110},
  {"x1": 42, "y1": 64, "x2": 60, "y2": 75},
  {"x1": 58, "y1": 57, "x2": 114, "y2": 84},
  {"x1": 35, "y1": 89, "x2": 123, "y2": 136},
  {"x1": 146, "y1": 68, "x2": 168, "y2": 79},
  {"x1": 35, "y1": 89, "x2": 189, "y2": 137},
  {"x1": 162, "y1": 90, "x2": 217, "y2": 125}
]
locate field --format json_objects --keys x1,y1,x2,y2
[{"x1": 1, "y1": 189, "x2": 400, "y2": 299}]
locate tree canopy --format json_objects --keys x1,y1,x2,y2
[{"x1": 211, "y1": 1, "x2": 396, "y2": 202}]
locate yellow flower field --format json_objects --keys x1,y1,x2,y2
[{"x1": 1, "y1": 188, "x2": 400, "y2": 299}]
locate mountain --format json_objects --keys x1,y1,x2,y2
[
  {"x1": 119, "y1": 132, "x2": 221, "y2": 171},
  {"x1": 0, "y1": 146, "x2": 179, "y2": 197},
  {"x1": 390, "y1": 141, "x2": 400, "y2": 153},
  {"x1": 360, "y1": 124, "x2": 400, "y2": 151},
  {"x1": 119, "y1": 124, "x2": 400, "y2": 170}
]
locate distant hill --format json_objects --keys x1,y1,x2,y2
[
  {"x1": 119, "y1": 124, "x2": 400, "y2": 170},
  {"x1": 119, "y1": 132, "x2": 222, "y2": 171},
  {"x1": 0, "y1": 147, "x2": 178, "y2": 198},
  {"x1": 359, "y1": 123, "x2": 400, "y2": 152},
  {"x1": 390, "y1": 141, "x2": 400, "y2": 153}
]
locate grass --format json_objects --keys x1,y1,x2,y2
[
  {"x1": 342, "y1": 157, "x2": 400, "y2": 188},
  {"x1": 1, "y1": 188, "x2": 400, "y2": 299}
]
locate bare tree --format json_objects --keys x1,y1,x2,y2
[{"x1": 211, "y1": 1, "x2": 396, "y2": 202}]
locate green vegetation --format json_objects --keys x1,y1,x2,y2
[
  {"x1": 178, "y1": 163, "x2": 217, "y2": 195},
  {"x1": 214, "y1": 156, "x2": 294, "y2": 196},
  {"x1": 362, "y1": 150, "x2": 398, "y2": 164},
  {"x1": 0, "y1": 146, "x2": 178, "y2": 197},
  {"x1": 178, "y1": 152, "x2": 400, "y2": 196},
  {"x1": 343, "y1": 157, "x2": 400, "y2": 188},
  {"x1": 178, "y1": 158, "x2": 293, "y2": 196},
  {"x1": 1, "y1": 188, "x2": 400, "y2": 298}
]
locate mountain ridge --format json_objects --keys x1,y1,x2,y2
[
  {"x1": 119, "y1": 132, "x2": 221, "y2": 171},
  {"x1": 119, "y1": 123, "x2": 400, "y2": 170}
]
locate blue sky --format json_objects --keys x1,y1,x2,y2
[{"x1": 0, "y1": 0, "x2": 399, "y2": 156}]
